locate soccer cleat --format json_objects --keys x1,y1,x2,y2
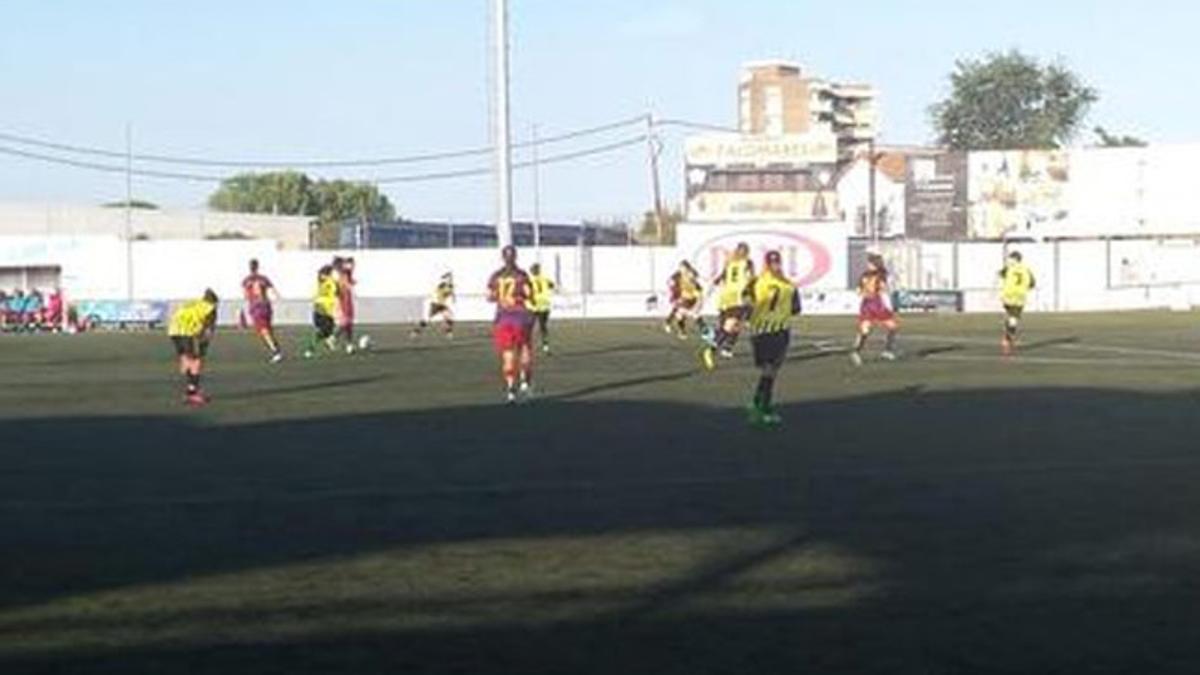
[
  {"x1": 505, "y1": 389, "x2": 518, "y2": 405},
  {"x1": 518, "y1": 380, "x2": 534, "y2": 402},
  {"x1": 663, "y1": 322, "x2": 674, "y2": 335},
  {"x1": 184, "y1": 392, "x2": 209, "y2": 407},
  {"x1": 701, "y1": 347, "x2": 716, "y2": 371},
  {"x1": 719, "y1": 348, "x2": 734, "y2": 359},
  {"x1": 761, "y1": 409, "x2": 783, "y2": 427},
  {"x1": 880, "y1": 350, "x2": 898, "y2": 362},
  {"x1": 269, "y1": 352, "x2": 284, "y2": 364},
  {"x1": 345, "y1": 344, "x2": 356, "y2": 355},
  {"x1": 849, "y1": 351, "x2": 864, "y2": 367}
]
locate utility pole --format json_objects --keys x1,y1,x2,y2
[
  {"x1": 531, "y1": 123, "x2": 542, "y2": 256},
  {"x1": 125, "y1": 122, "x2": 134, "y2": 300},
  {"x1": 493, "y1": 0, "x2": 513, "y2": 248},
  {"x1": 644, "y1": 111, "x2": 664, "y2": 243},
  {"x1": 867, "y1": 138, "x2": 878, "y2": 245}
]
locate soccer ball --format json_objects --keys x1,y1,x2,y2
[{"x1": 357, "y1": 334, "x2": 372, "y2": 351}]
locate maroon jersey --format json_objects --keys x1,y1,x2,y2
[
  {"x1": 488, "y1": 266, "x2": 532, "y2": 325},
  {"x1": 242, "y1": 274, "x2": 274, "y2": 305}
]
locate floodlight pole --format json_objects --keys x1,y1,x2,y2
[
  {"x1": 493, "y1": 0, "x2": 513, "y2": 248},
  {"x1": 531, "y1": 122, "x2": 542, "y2": 256},
  {"x1": 125, "y1": 122, "x2": 134, "y2": 300}
]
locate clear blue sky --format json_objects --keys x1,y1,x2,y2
[{"x1": 0, "y1": 0, "x2": 1195, "y2": 223}]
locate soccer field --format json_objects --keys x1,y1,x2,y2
[{"x1": 3, "y1": 311, "x2": 1200, "y2": 674}]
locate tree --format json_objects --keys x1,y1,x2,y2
[
  {"x1": 637, "y1": 206, "x2": 684, "y2": 245},
  {"x1": 207, "y1": 172, "x2": 397, "y2": 248},
  {"x1": 208, "y1": 171, "x2": 313, "y2": 216},
  {"x1": 1093, "y1": 126, "x2": 1148, "y2": 148},
  {"x1": 102, "y1": 200, "x2": 159, "y2": 210},
  {"x1": 931, "y1": 51, "x2": 1098, "y2": 150}
]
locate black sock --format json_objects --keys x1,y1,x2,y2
[
  {"x1": 854, "y1": 334, "x2": 867, "y2": 352},
  {"x1": 754, "y1": 375, "x2": 775, "y2": 409}
]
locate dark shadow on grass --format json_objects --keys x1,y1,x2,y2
[
  {"x1": 912, "y1": 344, "x2": 965, "y2": 358},
  {"x1": 5, "y1": 388, "x2": 1200, "y2": 673},
  {"x1": 546, "y1": 369, "x2": 699, "y2": 401}
]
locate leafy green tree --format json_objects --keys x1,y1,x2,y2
[
  {"x1": 1093, "y1": 126, "x2": 1148, "y2": 148},
  {"x1": 208, "y1": 171, "x2": 313, "y2": 215},
  {"x1": 637, "y1": 206, "x2": 683, "y2": 245},
  {"x1": 931, "y1": 51, "x2": 1098, "y2": 150},
  {"x1": 208, "y1": 172, "x2": 397, "y2": 248},
  {"x1": 102, "y1": 200, "x2": 159, "y2": 209}
]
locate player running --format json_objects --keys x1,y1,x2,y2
[
  {"x1": 241, "y1": 258, "x2": 283, "y2": 363},
  {"x1": 302, "y1": 264, "x2": 339, "y2": 358},
  {"x1": 999, "y1": 250, "x2": 1036, "y2": 355},
  {"x1": 168, "y1": 289, "x2": 219, "y2": 407},
  {"x1": 664, "y1": 260, "x2": 705, "y2": 340},
  {"x1": 850, "y1": 252, "x2": 899, "y2": 366},
  {"x1": 746, "y1": 250, "x2": 802, "y2": 427},
  {"x1": 334, "y1": 257, "x2": 358, "y2": 354},
  {"x1": 702, "y1": 242, "x2": 755, "y2": 370},
  {"x1": 410, "y1": 272, "x2": 456, "y2": 339},
  {"x1": 528, "y1": 263, "x2": 556, "y2": 354},
  {"x1": 487, "y1": 245, "x2": 535, "y2": 404}
]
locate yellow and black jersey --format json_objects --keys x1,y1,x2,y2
[
  {"x1": 717, "y1": 258, "x2": 754, "y2": 311},
  {"x1": 748, "y1": 272, "x2": 801, "y2": 335},
  {"x1": 168, "y1": 299, "x2": 216, "y2": 338},
  {"x1": 1000, "y1": 262, "x2": 1036, "y2": 307},
  {"x1": 529, "y1": 274, "x2": 556, "y2": 313},
  {"x1": 432, "y1": 281, "x2": 455, "y2": 306},
  {"x1": 314, "y1": 276, "x2": 339, "y2": 316}
]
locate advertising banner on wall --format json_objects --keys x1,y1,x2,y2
[
  {"x1": 684, "y1": 132, "x2": 839, "y2": 167},
  {"x1": 676, "y1": 222, "x2": 848, "y2": 291},
  {"x1": 905, "y1": 152, "x2": 968, "y2": 240},
  {"x1": 968, "y1": 150, "x2": 1070, "y2": 238},
  {"x1": 687, "y1": 190, "x2": 838, "y2": 222}
]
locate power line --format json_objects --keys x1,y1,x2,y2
[
  {"x1": 0, "y1": 144, "x2": 222, "y2": 182},
  {"x1": 0, "y1": 115, "x2": 646, "y2": 169},
  {"x1": 375, "y1": 135, "x2": 646, "y2": 184}
]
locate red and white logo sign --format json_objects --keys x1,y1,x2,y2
[{"x1": 690, "y1": 229, "x2": 833, "y2": 288}]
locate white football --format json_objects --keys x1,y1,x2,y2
[{"x1": 357, "y1": 334, "x2": 372, "y2": 351}]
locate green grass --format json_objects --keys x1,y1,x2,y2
[{"x1": 3, "y1": 311, "x2": 1200, "y2": 674}]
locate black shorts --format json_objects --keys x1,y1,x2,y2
[
  {"x1": 751, "y1": 331, "x2": 790, "y2": 369},
  {"x1": 171, "y1": 335, "x2": 208, "y2": 358},
  {"x1": 1003, "y1": 304, "x2": 1025, "y2": 319},
  {"x1": 429, "y1": 303, "x2": 450, "y2": 318},
  {"x1": 313, "y1": 312, "x2": 335, "y2": 339}
]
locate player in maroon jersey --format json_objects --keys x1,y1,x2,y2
[
  {"x1": 333, "y1": 256, "x2": 358, "y2": 354},
  {"x1": 487, "y1": 245, "x2": 535, "y2": 404},
  {"x1": 850, "y1": 252, "x2": 899, "y2": 366},
  {"x1": 241, "y1": 258, "x2": 283, "y2": 363}
]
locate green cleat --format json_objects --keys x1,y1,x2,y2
[{"x1": 701, "y1": 346, "x2": 717, "y2": 371}]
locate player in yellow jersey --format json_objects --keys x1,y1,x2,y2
[
  {"x1": 999, "y1": 250, "x2": 1036, "y2": 355},
  {"x1": 745, "y1": 251, "x2": 801, "y2": 427},
  {"x1": 702, "y1": 242, "x2": 755, "y2": 369},
  {"x1": 664, "y1": 260, "x2": 705, "y2": 340},
  {"x1": 168, "y1": 289, "x2": 219, "y2": 407},
  {"x1": 528, "y1": 263, "x2": 556, "y2": 354},
  {"x1": 411, "y1": 272, "x2": 456, "y2": 339},
  {"x1": 302, "y1": 265, "x2": 340, "y2": 358}
]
